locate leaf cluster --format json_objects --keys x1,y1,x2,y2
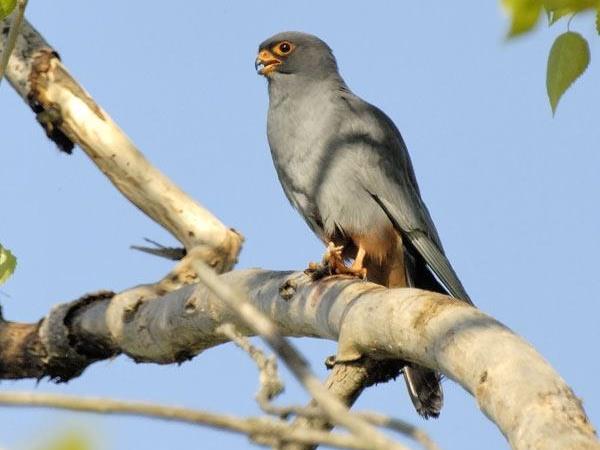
[
  {"x1": 0, "y1": 243, "x2": 17, "y2": 285},
  {"x1": 503, "y1": 0, "x2": 598, "y2": 112},
  {"x1": 0, "y1": 0, "x2": 16, "y2": 20}
]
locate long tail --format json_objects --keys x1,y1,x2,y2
[
  {"x1": 364, "y1": 237, "x2": 445, "y2": 418},
  {"x1": 403, "y1": 364, "x2": 443, "y2": 418},
  {"x1": 402, "y1": 246, "x2": 444, "y2": 418}
]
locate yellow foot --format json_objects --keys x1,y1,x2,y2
[{"x1": 347, "y1": 261, "x2": 368, "y2": 279}]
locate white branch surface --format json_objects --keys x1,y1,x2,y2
[
  {"x1": 0, "y1": 18, "x2": 242, "y2": 271},
  {"x1": 42, "y1": 270, "x2": 597, "y2": 450},
  {"x1": 191, "y1": 261, "x2": 407, "y2": 450}
]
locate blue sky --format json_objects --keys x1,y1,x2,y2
[{"x1": 1, "y1": 2, "x2": 599, "y2": 449}]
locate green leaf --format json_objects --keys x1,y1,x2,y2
[
  {"x1": 0, "y1": 244, "x2": 17, "y2": 285},
  {"x1": 44, "y1": 432, "x2": 91, "y2": 450},
  {"x1": 0, "y1": 0, "x2": 16, "y2": 20},
  {"x1": 503, "y1": 0, "x2": 544, "y2": 36},
  {"x1": 546, "y1": 31, "x2": 590, "y2": 113},
  {"x1": 543, "y1": 0, "x2": 598, "y2": 12},
  {"x1": 596, "y1": 7, "x2": 600, "y2": 33},
  {"x1": 544, "y1": 0, "x2": 598, "y2": 24}
]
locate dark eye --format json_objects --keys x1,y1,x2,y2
[{"x1": 279, "y1": 42, "x2": 291, "y2": 53}]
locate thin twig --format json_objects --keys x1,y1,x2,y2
[
  {"x1": 218, "y1": 324, "x2": 436, "y2": 450},
  {"x1": 130, "y1": 238, "x2": 186, "y2": 261},
  {"x1": 282, "y1": 359, "x2": 376, "y2": 450},
  {"x1": 192, "y1": 260, "x2": 408, "y2": 450},
  {"x1": 253, "y1": 403, "x2": 438, "y2": 450},
  {"x1": 0, "y1": 391, "x2": 370, "y2": 450},
  {"x1": 218, "y1": 323, "x2": 284, "y2": 408},
  {"x1": 0, "y1": 0, "x2": 28, "y2": 87},
  {"x1": 358, "y1": 412, "x2": 440, "y2": 450}
]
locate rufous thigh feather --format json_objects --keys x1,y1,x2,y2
[{"x1": 353, "y1": 227, "x2": 407, "y2": 288}]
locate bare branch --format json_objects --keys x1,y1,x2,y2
[
  {"x1": 0, "y1": 391, "x2": 372, "y2": 450},
  {"x1": 1, "y1": 15, "x2": 598, "y2": 450},
  {"x1": 221, "y1": 330, "x2": 437, "y2": 450},
  {"x1": 218, "y1": 323, "x2": 285, "y2": 408},
  {"x1": 255, "y1": 402, "x2": 438, "y2": 450},
  {"x1": 131, "y1": 238, "x2": 186, "y2": 261},
  {"x1": 193, "y1": 261, "x2": 408, "y2": 450},
  {"x1": 176, "y1": 323, "x2": 438, "y2": 450},
  {"x1": 1, "y1": 269, "x2": 594, "y2": 449},
  {"x1": 282, "y1": 358, "x2": 405, "y2": 450},
  {"x1": 0, "y1": 0, "x2": 27, "y2": 86},
  {"x1": 1, "y1": 17, "x2": 387, "y2": 449},
  {"x1": 218, "y1": 323, "x2": 437, "y2": 449},
  {"x1": 359, "y1": 413, "x2": 439, "y2": 450},
  {"x1": 0, "y1": 18, "x2": 243, "y2": 272}
]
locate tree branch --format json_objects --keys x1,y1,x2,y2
[
  {"x1": 1, "y1": 15, "x2": 598, "y2": 450},
  {"x1": 282, "y1": 358, "x2": 402, "y2": 450},
  {"x1": 192, "y1": 261, "x2": 407, "y2": 450},
  {"x1": 0, "y1": 391, "x2": 371, "y2": 450},
  {"x1": 0, "y1": 18, "x2": 243, "y2": 272},
  {"x1": 0, "y1": 0, "x2": 27, "y2": 86},
  {"x1": 217, "y1": 323, "x2": 285, "y2": 410},
  {"x1": 219, "y1": 324, "x2": 438, "y2": 450},
  {"x1": 1, "y1": 18, "x2": 388, "y2": 448},
  {"x1": 0, "y1": 270, "x2": 597, "y2": 449}
]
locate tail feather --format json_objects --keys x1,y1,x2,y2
[
  {"x1": 402, "y1": 247, "x2": 444, "y2": 418},
  {"x1": 403, "y1": 365, "x2": 443, "y2": 419},
  {"x1": 363, "y1": 236, "x2": 446, "y2": 418}
]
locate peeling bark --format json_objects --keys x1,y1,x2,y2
[
  {"x1": 0, "y1": 291, "x2": 117, "y2": 381},
  {"x1": 0, "y1": 319, "x2": 44, "y2": 379}
]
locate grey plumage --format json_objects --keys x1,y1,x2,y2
[{"x1": 257, "y1": 31, "x2": 472, "y2": 418}]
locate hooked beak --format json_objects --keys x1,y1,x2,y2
[{"x1": 255, "y1": 49, "x2": 282, "y2": 76}]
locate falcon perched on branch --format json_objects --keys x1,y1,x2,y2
[{"x1": 256, "y1": 31, "x2": 473, "y2": 418}]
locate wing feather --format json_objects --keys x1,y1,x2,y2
[{"x1": 337, "y1": 94, "x2": 472, "y2": 304}]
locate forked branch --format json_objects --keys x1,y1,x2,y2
[{"x1": 1, "y1": 15, "x2": 598, "y2": 450}]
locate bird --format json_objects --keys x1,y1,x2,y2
[{"x1": 256, "y1": 31, "x2": 473, "y2": 419}]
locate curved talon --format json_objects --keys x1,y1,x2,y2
[{"x1": 305, "y1": 242, "x2": 368, "y2": 281}]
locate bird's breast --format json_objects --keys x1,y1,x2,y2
[{"x1": 267, "y1": 90, "x2": 337, "y2": 198}]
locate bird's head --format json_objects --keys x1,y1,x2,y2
[{"x1": 255, "y1": 32, "x2": 339, "y2": 80}]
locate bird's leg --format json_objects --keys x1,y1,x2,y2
[{"x1": 349, "y1": 246, "x2": 368, "y2": 279}]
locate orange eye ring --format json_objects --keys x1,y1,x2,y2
[{"x1": 273, "y1": 41, "x2": 295, "y2": 56}]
